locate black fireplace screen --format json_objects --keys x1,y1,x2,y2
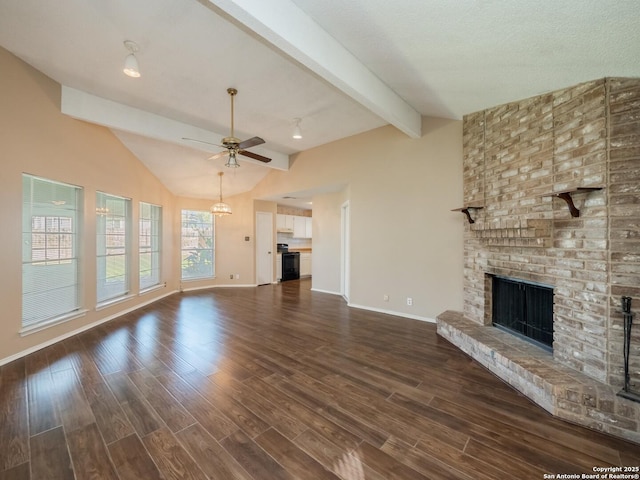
[{"x1": 492, "y1": 276, "x2": 554, "y2": 349}]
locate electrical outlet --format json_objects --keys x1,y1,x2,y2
[
  {"x1": 235, "y1": 274, "x2": 240, "y2": 279},
  {"x1": 383, "y1": 294, "x2": 389, "y2": 302},
  {"x1": 229, "y1": 274, "x2": 234, "y2": 279},
  {"x1": 407, "y1": 297, "x2": 413, "y2": 306}
]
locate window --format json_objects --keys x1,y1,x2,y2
[
  {"x1": 31, "y1": 215, "x2": 74, "y2": 264},
  {"x1": 22, "y1": 174, "x2": 82, "y2": 330},
  {"x1": 96, "y1": 192, "x2": 131, "y2": 303},
  {"x1": 140, "y1": 202, "x2": 162, "y2": 290},
  {"x1": 181, "y1": 209, "x2": 214, "y2": 280}
]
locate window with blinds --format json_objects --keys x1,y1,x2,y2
[
  {"x1": 96, "y1": 192, "x2": 131, "y2": 304},
  {"x1": 181, "y1": 209, "x2": 214, "y2": 280},
  {"x1": 140, "y1": 202, "x2": 162, "y2": 290},
  {"x1": 22, "y1": 174, "x2": 82, "y2": 329}
]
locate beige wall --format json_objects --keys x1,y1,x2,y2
[
  {"x1": 0, "y1": 48, "x2": 179, "y2": 361},
  {"x1": 0, "y1": 46, "x2": 464, "y2": 363},
  {"x1": 307, "y1": 190, "x2": 348, "y2": 294},
  {"x1": 174, "y1": 193, "x2": 258, "y2": 291},
  {"x1": 250, "y1": 119, "x2": 465, "y2": 320}
]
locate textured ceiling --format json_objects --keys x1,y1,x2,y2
[
  {"x1": 1, "y1": 0, "x2": 638, "y2": 205},
  {"x1": 292, "y1": 0, "x2": 640, "y2": 118}
]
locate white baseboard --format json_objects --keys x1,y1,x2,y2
[
  {"x1": 347, "y1": 302, "x2": 436, "y2": 323},
  {"x1": 310, "y1": 288, "x2": 342, "y2": 296},
  {"x1": 308, "y1": 290, "x2": 435, "y2": 324},
  {"x1": 180, "y1": 283, "x2": 257, "y2": 292}
]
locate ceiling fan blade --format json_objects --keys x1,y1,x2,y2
[
  {"x1": 182, "y1": 137, "x2": 223, "y2": 148},
  {"x1": 208, "y1": 151, "x2": 229, "y2": 161},
  {"x1": 239, "y1": 150, "x2": 272, "y2": 163},
  {"x1": 238, "y1": 136, "x2": 265, "y2": 150}
]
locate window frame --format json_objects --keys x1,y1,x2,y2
[
  {"x1": 139, "y1": 201, "x2": 162, "y2": 291},
  {"x1": 22, "y1": 174, "x2": 85, "y2": 333},
  {"x1": 96, "y1": 192, "x2": 132, "y2": 305}
]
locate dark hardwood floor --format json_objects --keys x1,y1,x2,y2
[{"x1": 1, "y1": 278, "x2": 639, "y2": 479}]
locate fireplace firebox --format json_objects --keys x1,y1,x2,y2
[{"x1": 492, "y1": 276, "x2": 554, "y2": 350}]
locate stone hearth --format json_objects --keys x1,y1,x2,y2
[
  {"x1": 437, "y1": 311, "x2": 639, "y2": 444},
  {"x1": 439, "y1": 77, "x2": 640, "y2": 444}
]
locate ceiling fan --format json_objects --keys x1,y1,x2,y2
[{"x1": 183, "y1": 88, "x2": 271, "y2": 167}]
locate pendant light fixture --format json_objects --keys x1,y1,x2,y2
[
  {"x1": 123, "y1": 40, "x2": 141, "y2": 78},
  {"x1": 292, "y1": 118, "x2": 303, "y2": 139},
  {"x1": 210, "y1": 172, "x2": 232, "y2": 216}
]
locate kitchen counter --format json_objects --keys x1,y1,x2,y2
[{"x1": 289, "y1": 247, "x2": 312, "y2": 252}]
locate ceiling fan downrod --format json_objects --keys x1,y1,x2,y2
[{"x1": 225, "y1": 87, "x2": 238, "y2": 145}]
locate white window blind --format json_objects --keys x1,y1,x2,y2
[
  {"x1": 181, "y1": 209, "x2": 214, "y2": 280},
  {"x1": 22, "y1": 174, "x2": 82, "y2": 328},
  {"x1": 139, "y1": 202, "x2": 162, "y2": 290},
  {"x1": 96, "y1": 192, "x2": 131, "y2": 303}
]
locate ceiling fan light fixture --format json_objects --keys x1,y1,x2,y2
[
  {"x1": 292, "y1": 118, "x2": 302, "y2": 139},
  {"x1": 123, "y1": 40, "x2": 141, "y2": 78},
  {"x1": 211, "y1": 172, "x2": 232, "y2": 216},
  {"x1": 225, "y1": 150, "x2": 240, "y2": 168}
]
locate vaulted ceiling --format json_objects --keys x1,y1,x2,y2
[{"x1": 1, "y1": 0, "x2": 638, "y2": 206}]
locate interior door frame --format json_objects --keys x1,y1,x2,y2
[
  {"x1": 256, "y1": 211, "x2": 273, "y2": 285},
  {"x1": 340, "y1": 200, "x2": 350, "y2": 301}
]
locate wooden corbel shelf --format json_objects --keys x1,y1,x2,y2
[
  {"x1": 451, "y1": 205, "x2": 484, "y2": 224},
  {"x1": 544, "y1": 187, "x2": 603, "y2": 217}
]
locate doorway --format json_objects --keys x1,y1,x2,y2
[
  {"x1": 256, "y1": 211, "x2": 273, "y2": 285},
  {"x1": 340, "y1": 201, "x2": 350, "y2": 301}
]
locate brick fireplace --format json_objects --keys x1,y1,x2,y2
[{"x1": 437, "y1": 78, "x2": 640, "y2": 443}]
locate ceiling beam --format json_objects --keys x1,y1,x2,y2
[
  {"x1": 60, "y1": 86, "x2": 290, "y2": 170},
  {"x1": 203, "y1": 0, "x2": 422, "y2": 138}
]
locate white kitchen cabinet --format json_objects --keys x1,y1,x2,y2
[
  {"x1": 276, "y1": 253, "x2": 282, "y2": 281},
  {"x1": 276, "y1": 214, "x2": 294, "y2": 232},
  {"x1": 293, "y1": 215, "x2": 307, "y2": 238},
  {"x1": 279, "y1": 214, "x2": 312, "y2": 238},
  {"x1": 305, "y1": 217, "x2": 312, "y2": 238},
  {"x1": 300, "y1": 252, "x2": 312, "y2": 276}
]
